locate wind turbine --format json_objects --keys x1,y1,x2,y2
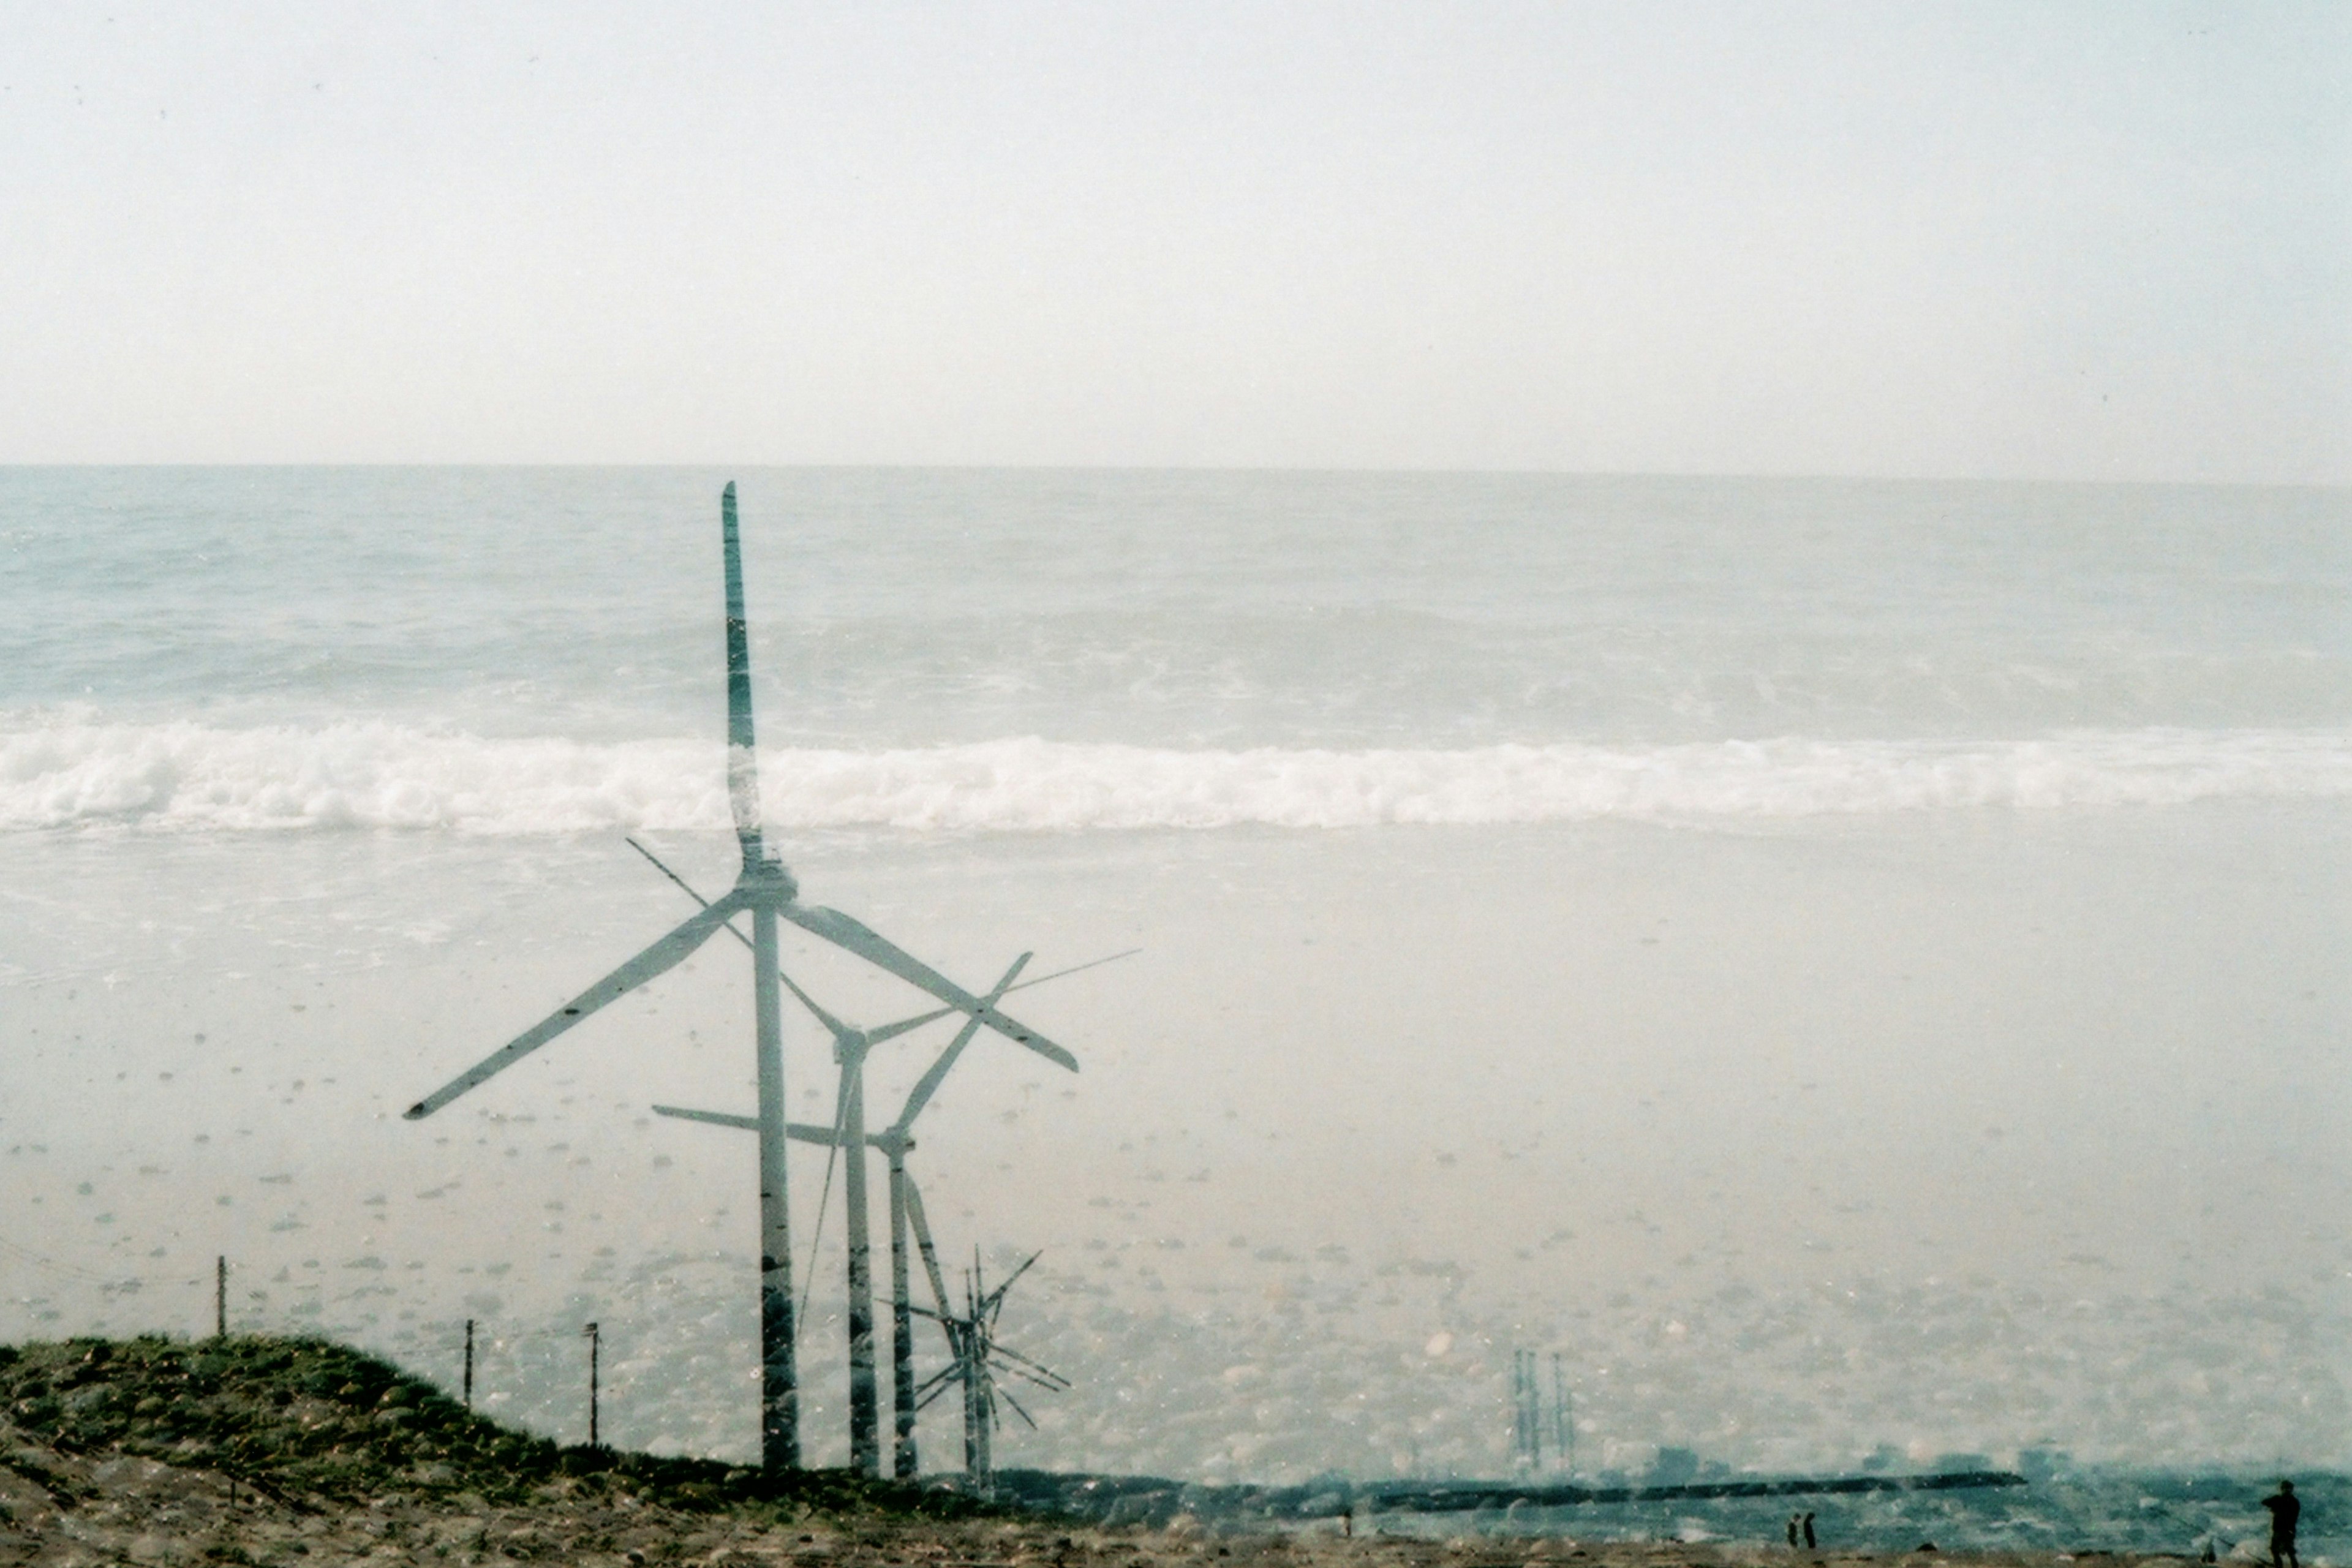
[
  {"x1": 638, "y1": 893, "x2": 1123, "y2": 1477},
  {"x1": 401, "y1": 482, "x2": 1074, "y2": 1472},
  {"x1": 913, "y1": 1248, "x2": 1068, "y2": 1494},
  {"x1": 630, "y1": 819, "x2": 1126, "y2": 1478},
  {"x1": 771, "y1": 957, "x2": 1051, "y2": 1477}
]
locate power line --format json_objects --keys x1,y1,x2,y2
[{"x1": 0, "y1": 1228, "x2": 143, "y2": 1287}]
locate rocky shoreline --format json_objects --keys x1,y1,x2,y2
[
  {"x1": 0, "y1": 1431, "x2": 2206, "y2": 1568},
  {"x1": 0, "y1": 1336, "x2": 2252, "y2": 1568}
]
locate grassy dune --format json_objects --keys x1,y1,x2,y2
[
  {"x1": 0, "y1": 1334, "x2": 2185, "y2": 1568},
  {"x1": 0, "y1": 1333, "x2": 984, "y2": 1515}
]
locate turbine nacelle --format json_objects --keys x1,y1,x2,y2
[{"x1": 741, "y1": 856, "x2": 799, "y2": 903}]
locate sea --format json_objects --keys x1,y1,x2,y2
[{"x1": 2, "y1": 468, "x2": 2348, "y2": 1552}]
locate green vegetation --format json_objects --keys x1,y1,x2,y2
[{"x1": 0, "y1": 1335, "x2": 991, "y2": 1520}]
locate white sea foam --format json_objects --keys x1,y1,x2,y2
[{"x1": 6, "y1": 717, "x2": 2350, "y2": 834}]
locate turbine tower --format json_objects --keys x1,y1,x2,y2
[{"x1": 402, "y1": 483, "x2": 1072, "y2": 1472}]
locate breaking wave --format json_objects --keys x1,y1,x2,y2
[{"x1": 6, "y1": 717, "x2": 2351, "y2": 834}]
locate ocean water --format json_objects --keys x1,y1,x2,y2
[{"x1": 2, "y1": 469, "x2": 2349, "y2": 1545}]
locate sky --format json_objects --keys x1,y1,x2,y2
[{"x1": 2, "y1": 2, "x2": 2347, "y2": 481}]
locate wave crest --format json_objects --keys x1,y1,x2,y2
[{"x1": 4, "y1": 718, "x2": 2349, "y2": 834}]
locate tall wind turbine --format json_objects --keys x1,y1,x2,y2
[{"x1": 402, "y1": 483, "x2": 1073, "y2": 1472}]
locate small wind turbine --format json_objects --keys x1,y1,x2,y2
[
  {"x1": 401, "y1": 483, "x2": 1074, "y2": 1472},
  {"x1": 914, "y1": 1248, "x2": 1067, "y2": 1494}
]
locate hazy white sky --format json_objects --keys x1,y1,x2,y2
[{"x1": 4, "y1": 2, "x2": 2346, "y2": 480}]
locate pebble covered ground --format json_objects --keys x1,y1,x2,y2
[
  {"x1": 0, "y1": 1431, "x2": 2204, "y2": 1568},
  {"x1": 0, "y1": 1338, "x2": 2218, "y2": 1568}
]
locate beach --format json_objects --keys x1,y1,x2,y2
[
  {"x1": 3, "y1": 468, "x2": 2348, "y2": 1506},
  {"x1": 0, "y1": 1428, "x2": 2237, "y2": 1568}
]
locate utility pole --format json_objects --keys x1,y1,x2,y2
[
  {"x1": 214, "y1": 1256, "x2": 226, "y2": 1339},
  {"x1": 463, "y1": 1319, "x2": 475, "y2": 1409},
  {"x1": 583, "y1": 1322, "x2": 601, "y2": 1448}
]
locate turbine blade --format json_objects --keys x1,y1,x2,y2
[
  {"x1": 989, "y1": 1354, "x2": 1052, "y2": 1385},
  {"x1": 900, "y1": 1172, "x2": 956, "y2": 1319},
  {"x1": 649, "y1": 1106, "x2": 854, "y2": 1145},
  {"x1": 778, "y1": 907, "x2": 1078, "y2": 1071},
  {"x1": 1013, "y1": 948, "x2": 1141, "y2": 990},
  {"x1": 892, "y1": 1017, "x2": 983, "y2": 1128},
  {"x1": 624, "y1": 837, "x2": 753, "y2": 951},
  {"x1": 720, "y1": 481, "x2": 764, "y2": 870},
  {"x1": 981, "y1": 1251, "x2": 1041, "y2": 1315},
  {"x1": 858, "y1": 947, "x2": 1142, "y2": 1050},
  {"x1": 775, "y1": 967, "x2": 856, "y2": 1045},
  {"x1": 910, "y1": 1307, "x2": 965, "y2": 1371},
  {"x1": 651, "y1": 1105, "x2": 758, "y2": 1131},
  {"x1": 989, "y1": 1341, "x2": 1067, "y2": 1384},
  {"x1": 889, "y1": 954, "x2": 1032, "y2": 1133},
  {"x1": 990, "y1": 1359, "x2": 1069, "y2": 1396},
  {"x1": 998, "y1": 1387, "x2": 1038, "y2": 1430},
  {"x1": 795, "y1": 1067, "x2": 851, "y2": 1328},
  {"x1": 405, "y1": 892, "x2": 745, "y2": 1119},
  {"x1": 858, "y1": 1009, "x2": 957, "y2": 1047}
]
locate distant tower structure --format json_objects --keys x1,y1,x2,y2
[
  {"x1": 1553, "y1": 1352, "x2": 1574, "y2": 1476},
  {"x1": 1512, "y1": 1349, "x2": 1574, "y2": 1473},
  {"x1": 1512, "y1": 1349, "x2": 1545, "y2": 1470}
]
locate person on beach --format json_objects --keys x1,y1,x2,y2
[
  {"x1": 1803, "y1": 1512, "x2": 1818, "y2": 1550},
  {"x1": 1788, "y1": 1513, "x2": 1803, "y2": 1547},
  {"x1": 2263, "y1": 1480, "x2": 2299, "y2": 1568}
]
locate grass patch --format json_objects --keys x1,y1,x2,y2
[{"x1": 0, "y1": 1333, "x2": 996, "y2": 1521}]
